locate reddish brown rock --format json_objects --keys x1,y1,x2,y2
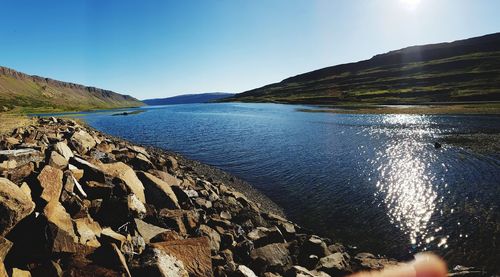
[
  {"x1": 153, "y1": 170, "x2": 180, "y2": 186},
  {"x1": 151, "y1": 237, "x2": 212, "y2": 277},
  {"x1": 54, "y1": 141, "x2": 74, "y2": 161},
  {"x1": 44, "y1": 201, "x2": 77, "y2": 239},
  {"x1": 133, "y1": 248, "x2": 189, "y2": 277},
  {"x1": 100, "y1": 227, "x2": 127, "y2": 248},
  {"x1": 0, "y1": 178, "x2": 35, "y2": 236},
  {"x1": 0, "y1": 236, "x2": 13, "y2": 262},
  {"x1": 48, "y1": 151, "x2": 68, "y2": 170},
  {"x1": 37, "y1": 165, "x2": 64, "y2": 204},
  {"x1": 75, "y1": 216, "x2": 102, "y2": 247},
  {"x1": 158, "y1": 209, "x2": 199, "y2": 235},
  {"x1": 0, "y1": 149, "x2": 44, "y2": 168},
  {"x1": 150, "y1": 230, "x2": 184, "y2": 243},
  {"x1": 199, "y1": 224, "x2": 221, "y2": 253},
  {"x1": 0, "y1": 162, "x2": 34, "y2": 184},
  {"x1": 70, "y1": 157, "x2": 105, "y2": 182},
  {"x1": 11, "y1": 268, "x2": 32, "y2": 277},
  {"x1": 70, "y1": 130, "x2": 96, "y2": 154},
  {"x1": 68, "y1": 164, "x2": 84, "y2": 180},
  {"x1": 134, "y1": 219, "x2": 168, "y2": 243},
  {"x1": 100, "y1": 162, "x2": 145, "y2": 203},
  {"x1": 137, "y1": 171, "x2": 180, "y2": 209}
]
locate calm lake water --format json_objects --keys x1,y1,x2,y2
[{"x1": 79, "y1": 103, "x2": 499, "y2": 271}]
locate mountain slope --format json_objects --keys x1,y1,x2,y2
[
  {"x1": 0, "y1": 66, "x2": 144, "y2": 112},
  {"x1": 143, "y1": 92, "x2": 234, "y2": 105},
  {"x1": 226, "y1": 33, "x2": 500, "y2": 104}
]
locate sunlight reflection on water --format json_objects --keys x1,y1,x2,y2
[{"x1": 369, "y1": 114, "x2": 448, "y2": 251}]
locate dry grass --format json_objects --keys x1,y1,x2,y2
[{"x1": 0, "y1": 113, "x2": 35, "y2": 134}]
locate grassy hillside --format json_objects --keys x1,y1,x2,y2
[
  {"x1": 0, "y1": 66, "x2": 144, "y2": 113},
  {"x1": 226, "y1": 33, "x2": 500, "y2": 105}
]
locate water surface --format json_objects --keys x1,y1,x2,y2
[{"x1": 79, "y1": 103, "x2": 499, "y2": 271}]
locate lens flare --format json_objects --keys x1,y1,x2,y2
[{"x1": 400, "y1": 0, "x2": 422, "y2": 11}]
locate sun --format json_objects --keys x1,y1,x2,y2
[{"x1": 400, "y1": 0, "x2": 421, "y2": 11}]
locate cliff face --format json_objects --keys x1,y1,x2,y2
[
  {"x1": 227, "y1": 33, "x2": 500, "y2": 104},
  {"x1": 0, "y1": 66, "x2": 144, "y2": 112}
]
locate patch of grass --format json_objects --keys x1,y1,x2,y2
[
  {"x1": 297, "y1": 103, "x2": 500, "y2": 115},
  {"x1": 0, "y1": 113, "x2": 35, "y2": 134}
]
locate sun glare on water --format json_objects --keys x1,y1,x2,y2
[{"x1": 400, "y1": 0, "x2": 422, "y2": 11}]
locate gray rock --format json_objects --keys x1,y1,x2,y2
[
  {"x1": 234, "y1": 265, "x2": 258, "y2": 277},
  {"x1": 316, "y1": 253, "x2": 351, "y2": 276},
  {"x1": 299, "y1": 236, "x2": 330, "y2": 266},
  {"x1": 287, "y1": 265, "x2": 331, "y2": 277},
  {"x1": 250, "y1": 243, "x2": 292, "y2": 274},
  {"x1": 247, "y1": 226, "x2": 285, "y2": 248}
]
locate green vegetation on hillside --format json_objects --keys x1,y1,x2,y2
[
  {"x1": 226, "y1": 33, "x2": 500, "y2": 110},
  {"x1": 0, "y1": 67, "x2": 144, "y2": 113}
]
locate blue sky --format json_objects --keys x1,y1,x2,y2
[{"x1": 1, "y1": 0, "x2": 499, "y2": 99}]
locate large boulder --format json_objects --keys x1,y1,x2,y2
[
  {"x1": 151, "y1": 237, "x2": 212, "y2": 277},
  {"x1": 286, "y1": 265, "x2": 331, "y2": 277},
  {"x1": 250, "y1": 243, "x2": 292, "y2": 274},
  {"x1": 0, "y1": 178, "x2": 35, "y2": 236},
  {"x1": 0, "y1": 236, "x2": 13, "y2": 262},
  {"x1": 48, "y1": 151, "x2": 68, "y2": 170},
  {"x1": 133, "y1": 247, "x2": 189, "y2": 277},
  {"x1": 353, "y1": 253, "x2": 400, "y2": 271},
  {"x1": 100, "y1": 162, "x2": 145, "y2": 203},
  {"x1": 158, "y1": 209, "x2": 199, "y2": 235},
  {"x1": 154, "y1": 170, "x2": 181, "y2": 186},
  {"x1": 70, "y1": 130, "x2": 96, "y2": 155},
  {"x1": 0, "y1": 162, "x2": 35, "y2": 184},
  {"x1": 44, "y1": 201, "x2": 77, "y2": 239},
  {"x1": 54, "y1": 141, "x2": 74, "y2": 161},
  {"x1": 100, "y1": 227, "x2": 127, "y2": 248},
  {"x1": 234, "y1": 265, "x2": 258, "y2": 277},
  {"x1": 36, "y1": 165, "x2": 64, "y2": 204},
  {"x1": 165, "y1": 156, "x2": 178, "y2": 172},
  {"x1": 316, "y1": 253, "x2": 352, "y2": 276},
  {"x1": 134, "y1": 219, "x2": 168, "y2": 243},
  {"x1": 137, "y1": 171, "x2": 180, "y2": 209},
  {"x1": 247, "y1": 226, "x2": 285, "y2": 248},
  {"x1": 91, "y1": 243, "x2": 132, "y2": 277},
  {"x1": 0, "y1": 149, "x2": 44, "y2": 169},
  {"x1": 70, "y1": 157, "x2": 106, "y2": 182},
  {"x1": 0, "y1": 237, "x2": 13, "y2": 277},
  {"x1": 74, "y1": 216, "x2": 102, "y2": 248},
  {"x1": 299, "y1": 236, "x2": 330, "y2": 266},
  {"x1": 198, "y1": 224, "x2": 221, "y2": 253}
]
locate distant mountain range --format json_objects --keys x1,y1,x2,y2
[
  {"x1": 143, "y1": 93, "x2": 234, "y2": 105},
  {"x1": 0, "y1": 66, "x2": 143, "y2": 113},
  {"x1": 225, "y1": 32, "x2": 500, "y2": 104}
]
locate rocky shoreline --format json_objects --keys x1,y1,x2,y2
[{"x1": 0, "y1": 117, "x2": 482, "y2": 277}]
